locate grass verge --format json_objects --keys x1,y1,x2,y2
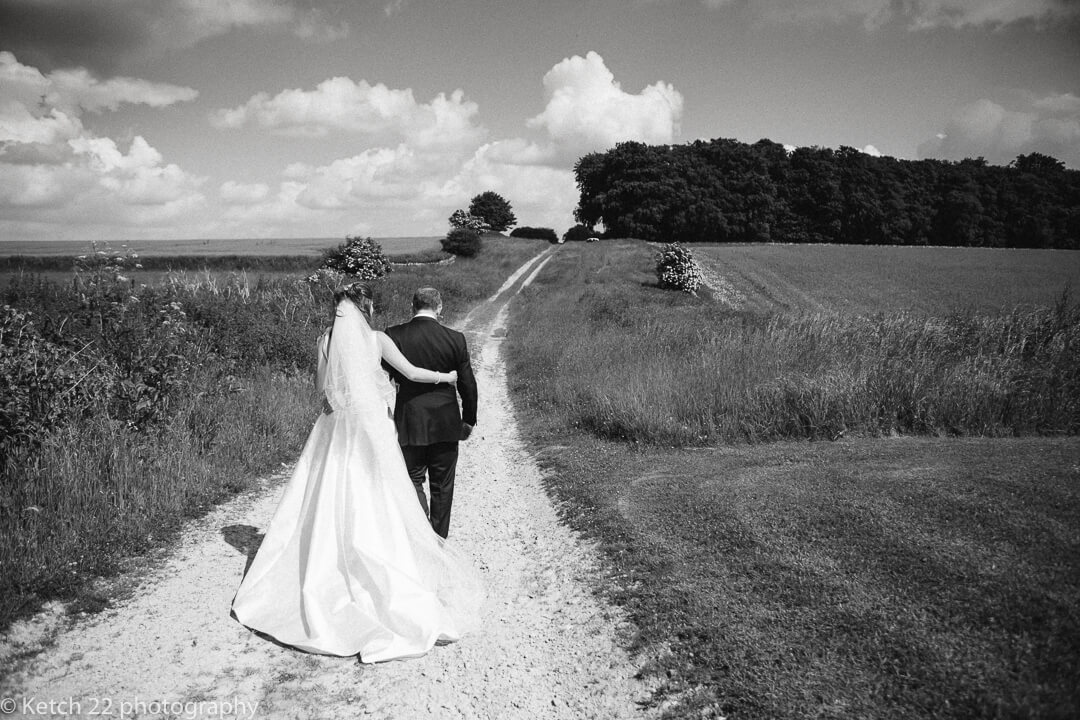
[{"x1": 521, "y1": 431, "x2": 1080, "y2": 719}]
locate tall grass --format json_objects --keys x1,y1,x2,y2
[
  {"x1": 507, "y1": 241, "x2": 1080, "y2": 445},
  {"x1": 0, "y1": 369, "x2": 313, "y2": 623},
  {"x1": 0, "y1": 236, "x2": 546, "y2": 630}
]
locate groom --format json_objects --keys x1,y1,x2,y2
[{"x1": 385, "y1": 287, "x2": 478, "y2": 538}]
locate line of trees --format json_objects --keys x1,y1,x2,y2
[{"x1": 573, "y1": 138, "x2": 1080, "y2": 248}]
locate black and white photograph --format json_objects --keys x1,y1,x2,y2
[{"x1": 1, "y1": 1, "x2": 1078, "y2": 718}]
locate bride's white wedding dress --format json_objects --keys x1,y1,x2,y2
[{"x1": 232, "y1": 300, "x2": 482, "y2": 662}]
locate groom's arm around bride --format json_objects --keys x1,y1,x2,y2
[{"x1": 385, "y1": 287, "x2": 477, "y2": 538}]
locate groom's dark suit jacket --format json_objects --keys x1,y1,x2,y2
[{"x1": 384, "y1": 316, "x2": 477, "y2": 446}]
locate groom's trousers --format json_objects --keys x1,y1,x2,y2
[{"x1": 401, "y1": 441, "x2": 457, "y2": 539}]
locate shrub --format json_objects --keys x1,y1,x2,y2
[
  {"x1": 316, "y1": 236, "x2": 392, "y2": 280},
  {"x1": 562, "y1": 224, "x2": 594, "y2": 243},
  {"x1": 442, "y1": 227, "x2": 483, "y2": 257},
  {"x1": 510, "y1": 226, "x2": 559, "y2": 242},
  {"x1": 655, "y1": 242, "x2": 703, "y2": 294},
  {"x1": 0, "y1": 305, "x2": 112, "y2": 460}
]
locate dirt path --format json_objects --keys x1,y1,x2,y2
[{"x1": 1, "y1": 248, "x2": 656, "y2": 719}]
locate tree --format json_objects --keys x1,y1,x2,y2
[
  {"x1": 468, "y1": 191, "x2": 517, "y2": 232},
  {"x1": 571, "y1": 136, "x2": 1078, "y2": 249},
  {"x1": 1011, "y1": 152, "x2": 1065, "y2": 175}
]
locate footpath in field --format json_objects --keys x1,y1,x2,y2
[{"x1": 0, "y1": 247, "x2": 656, "y2": 719}]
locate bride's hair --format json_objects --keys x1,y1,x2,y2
[{"x1": 333, "y1": 282, "x2": 374, "y2": 321}]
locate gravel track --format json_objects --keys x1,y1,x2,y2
[{"x1": 0, "y1": 248, "x2": 656, "y2": 720}]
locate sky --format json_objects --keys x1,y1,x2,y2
[{"x1": 1, "y1": 0, "x2": 1078, "y2": 244}]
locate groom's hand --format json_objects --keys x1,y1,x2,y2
[{"x1": 461, "y1": 423, "x2": 473, "y2": 441}]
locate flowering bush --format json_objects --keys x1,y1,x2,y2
[
  {"x1": 448, "y1": 209, "x2": 486, "y2": 232},
  {"x1": 316, "y1": 236, "x2": 392, "y2": 280},
  {"x1": 655, "y1": 242, "x2": 703, "y2": 294}
]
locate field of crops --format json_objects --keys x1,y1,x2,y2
[{"x1": 693, "y1": 243, "x2": 1080, "y2": 314}]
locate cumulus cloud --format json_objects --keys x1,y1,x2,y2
[
  {"x1": 696, "y1": 0, "x2": 1079, "y2": 30},
  {"x1": 0, "y1": 0, "x2": 348, "y2": 71},
  {"x1": 527, "y1": 51, "x2": 683, "y2": 158},
  {"x1": 208, "y1": 51, "x2": 682, "y2": 237},
  {"x1": 0, "y1": 51, "x2": 198, "y2": 131},
  {"x1": 2, "y1": 49, "x2": 684, "y2": 239},
  {"x1": 292, "y1": 145, "x2": 426, "y2": 209},
  {"x1": 211, "y1": 78, "x2": 486, "y2": 149},
  {"x1": 918, "y1": 94, "x2": 1080, "y2": 168},
  {"x1": 219, "y1": 138, "x2": 582, "y2": 239},
  {"x1": 0, "y1": 54, "x2": 206, "y2": 236}
]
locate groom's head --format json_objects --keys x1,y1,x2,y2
[{"x1": 413, "y1": 287, "x2": 443, "y2": 316}]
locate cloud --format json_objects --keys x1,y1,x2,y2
[
  {"x1": 2, "y1": 49, "x2": 682, "y2": 239},
  {"x1": 0, "y1": 54, "x2": 206, "y2": 236},
  {"x1": 0, "y1": 0, "x2": 347, "y2": 71},
  {"x1": 696, "y1": 0, "x2": 1080, "y2": 30},
  {"x1": 918, "y1": 94, "x2": 1080, "y2": 168},
  {"x1": 292, "y1": 145, "x2": 427, "y2": 209},
  {"x1": 526, "y1": 51, "x2": 683, "y2": 158},
  {"x1": 0, "y1": 51, "x2": 198, "y2": 120},
  {"x1": 900, "y1": 0, "x2": 1080, "y2": 30},
  {"x1": 211, "y1": 78, "x2": 486, "y2": 149},
  {"x1": 215, "y1": 139, "x2": 582, "y2": 239},
  {"x1": 201, "y1": 51, "x2": 682, "y2": 237}
]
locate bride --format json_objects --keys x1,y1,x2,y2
[{"x1": 232, "y1": 283, "x2": 483, "y2": 662}]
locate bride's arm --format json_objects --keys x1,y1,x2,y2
[
  {"x1": 315, "y1": 329, "x2": 330, "y2": 392},
  {"x1": 315, "y1": 330, "x2": 333, "y2": 413},
  {"x1": 377, "y1": 332, "x2": 457, "y2": 384}
]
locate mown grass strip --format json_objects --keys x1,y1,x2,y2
[{"x1": 520, "y1": 432, "x2": 1080, "y2": 719}]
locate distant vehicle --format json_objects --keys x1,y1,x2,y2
[{"x1": 586, "y1": 236, "x2": 599, "y2": 243}]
